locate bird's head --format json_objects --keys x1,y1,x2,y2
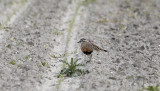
[{"x1": 77, "y1": 38, "x2": 87, "y2": 43}]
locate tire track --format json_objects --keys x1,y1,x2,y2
[
  {"x1": 0, "y1": 0, "x2": 31, "y2": 52},
  {"x1": 39, "y1": 0, "x2": 82, "y2": 91}
]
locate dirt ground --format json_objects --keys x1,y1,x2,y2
[{"x1": 0, "y1": 0, "x2": 160, "y2": 91}]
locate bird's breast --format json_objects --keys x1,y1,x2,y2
[{"x1": 81, "y1": 44, "x2": 93, "y2": 55}]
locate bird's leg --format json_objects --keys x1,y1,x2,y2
[
  {"x1": 83, "y1": 54, "x2": 87, "y2": 64},
  {"x1": 90, "y1": 54, "x2": 92, "y2": 61},
  {"x1": 86, "y1": 54, "x2": 92, "y2": 63}
]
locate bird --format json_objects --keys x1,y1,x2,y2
[{"x1": 77, "y1": 38, "x2": 107, "y2": 62}]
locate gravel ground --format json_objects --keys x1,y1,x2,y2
[
  {"x1": 0, "y1": 0, "x2": 160, "y2": 91},
  {"x1": 77, "y1": 0, "x2": 160, "y2": 91}
]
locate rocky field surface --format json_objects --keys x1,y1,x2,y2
[{"x1": 0, "y1": 0, "x2": 160, "y2": 91}]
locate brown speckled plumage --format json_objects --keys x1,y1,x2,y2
[{"x1": 78, "y1": 38, "x2": 107, "y2": 55}]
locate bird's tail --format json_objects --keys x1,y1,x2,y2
[
  {"x1": 92, "y1": 44, "x2": 107, "y2": 52},
  {"x1": 102, "y1": 49, "x2": 107, "y2": 52}
]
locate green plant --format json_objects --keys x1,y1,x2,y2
[
  {"x1": 25, "y1": 55, "x2": 29, "y2": 60},
  {"x1": 56, "y1": 74, "x2": 65, "y2": 90},
  {"x1": 82, "y1": 0, "x2": 96, "y2": 6},
  {"x1": 41, "y1": 62, "x2": 50, "y2": 68},
  {"x1": 50, "y1": 54, "x2": 58, "y2": 58},
  {"x1": 53, "y1": 30, "x2": 63, "y2": 35},
  {"x1": 126, "y1": 75, "x2": 133, "y2": 79},
  {"x1": 40, "y1": 75, "x2": 43, "y2": 79},
  {"x1": 58, "y1": 58, "x2": 89, "y2": 77},
  {"x1": 10, "y1": 60, "x2": 16, "y2": 65},
  {"x1": 140, "y1": 85, "x2": 160, "y2": 91},
  {"x1": 7, "y1": 44, "x2": 11, "y2": 48},
  {"x1": 119, "y1": 24, "x2": 127, "y2": 31},
  {"x1": 0, "y1": 26, "x2": 12, "y2": 31},
  {"x1": 41, "y1": 62, "x2": 46, "y2": 66},
  {"x1": 50, "y1": 54, "x2": 66, "y2": 58},
  {"x1": 145, "y1": 85, "x2": 160, "y2": 91}
]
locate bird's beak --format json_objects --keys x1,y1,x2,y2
[{"x1": 77, "y1": 41, "x2": 81, "y2": 43}]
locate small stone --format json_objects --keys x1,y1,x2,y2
[{"x1": 27, "y1": 42, "x2": 34, "y2": 46}]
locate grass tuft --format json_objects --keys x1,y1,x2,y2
[
  {"x1": 41, "y1": 62, "x2": 50, "y2": 68},
  {"x1": 41, "y1": 62, "x2": 46, "y2": 66},
  {"x1": 25, "y1": 55, "x2": 29, "y2": 60},
  {"x1": 10, "y1": 60, "x2": 16, "y2": 65},
  {"x1": 145, "y1": 85, "x2": 160, "y2": 91},
  {"x1": 7, "y1": 44, "x2": 11, "y2": 48},
  {"x1": 57, "y1": 58, "x2": 89, "y2": 77},
  {"x1": 140, "y1": 85, "x2": 160, "y2": 91}
]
